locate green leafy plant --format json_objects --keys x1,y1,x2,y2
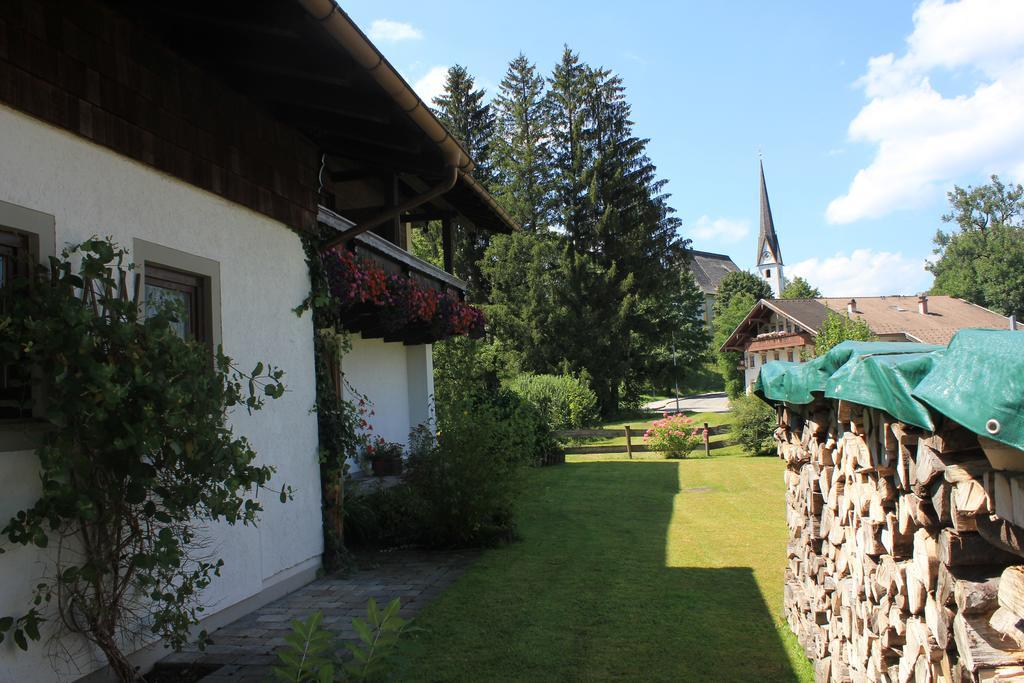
[
  {"x1": 503, "y1": 373, "x2": 599, "y2": 430},
  {"x1": 0, "y1": 239, "x2": 288, "y2": 681},
  {"x1": 273, "y1": 611, "x2": 338, "y2": 683},
  {"x1": 344, "y1": 598, "x2": 413, "y2": 681},
  {"x1": 732, "y1": 393, "x2": 778, "y2": 456},
  {"x1": 813, "y1": 311, "x2": 876, "y2": 356},
  {"x1": 272, "y1": 598, "x2": 413, "y2": 683},
  {"x1": 643, "y1": 414, "x2": 702, "y2": 459}
]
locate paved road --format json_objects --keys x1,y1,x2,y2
[{"x1": 644, "y1": 392, "x2": 730, "y2": 414}]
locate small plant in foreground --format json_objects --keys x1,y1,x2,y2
[
  {"x1": 272, "y1": 598, "x2": 413, "y2": 682},
  {"x1": 732, "y1": 393, "x2": 778, "y2": 456},
  {"x1": 644, "y1": 414, "x2": 702, "y2": 459}
]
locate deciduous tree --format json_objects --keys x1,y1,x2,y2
[
  {"x1": 929, "y1": 175, "x2": 1024, "y2": 318},
  {"x1": 713, "y1": 271, "x2": 771, "y2": 320},
  {"x1": 781, "y1": 276, "x2": 821, "y2": 299},
  {"x1": 813, "y1": 311, "x2": 875, "y2": 356}
]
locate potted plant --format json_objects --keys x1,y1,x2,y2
[{"x1": 367, "y1": 439, "x2": 404, "y2": 477}]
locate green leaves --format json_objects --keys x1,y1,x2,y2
[
  {"x1": 0, "y1": 238, "x2": 289, "y2": 665},
  {"x1": 814, "y1": 311, "x2": 875, "y2": 357},
  {"x1": 271, "y1": 599, "x2": 414, "y2": 683}
]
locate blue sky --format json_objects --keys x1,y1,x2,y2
[{"x1": 343, "y1": 1, "x2": 1024, "y2": 296}]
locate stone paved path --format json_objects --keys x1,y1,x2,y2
[{"x1": 155, "y1": 549, "x2": 477, "y2": 682}]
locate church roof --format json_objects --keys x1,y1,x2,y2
[
  {"x1": 687, "y1": 250, "x2": 740, "y2": 295},
  {"x1": 757, "y1": 160, "x2": 782, "y2": 266}
]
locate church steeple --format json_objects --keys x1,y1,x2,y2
[{"x1": 756, "y1": 159, "x2": 784, "y2": 296}]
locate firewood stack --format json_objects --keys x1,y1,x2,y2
[{"x1": 777, "y1": 398, "x2": 1024, "y2": 682}]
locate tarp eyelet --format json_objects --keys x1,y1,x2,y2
[{"x1": 986, "y1": 419, "x2": 1001, "y2": 435}]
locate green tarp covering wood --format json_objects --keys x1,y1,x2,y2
[
  {"x1": 823, "y1": 351, "x2": 941, "y2": 430},
  {"x1": 912, "y1": 329, "x2": 1024, "y2": 453},
  {"x1": 754, "y1": 341, "x2": 941, "y2": 407},
  {"x1": 755, "y1": 330, "x2": 1024, "y2": 450}
]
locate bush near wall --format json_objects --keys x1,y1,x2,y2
[
  {"x1": 344, "y1": 390, "x2": 561, "y2": 550},
  {"x1": 731, "y1": 393, "x2": 777, "y2": 456},
  {"x1": 503, "y1": 373, "x2": 599, "y2": 430}
]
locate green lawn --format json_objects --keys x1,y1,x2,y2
[{"x1": 392, "y1": 450, "x2": 813, "y2": 682}]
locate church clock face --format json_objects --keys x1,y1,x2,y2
[{"x1": 761, "y1": 247, "x2": 773, "y2": 264}]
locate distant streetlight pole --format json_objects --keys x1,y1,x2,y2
[{"x1": 672, "y1": 337, "x2": 680, "y2": 413}]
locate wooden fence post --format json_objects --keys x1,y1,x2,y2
[
  {"x1": 625, "y1": 425, "x2": 633, "y2": 459},
  {"x1": 703, "y1": 422, "x2": 711, "y2": 458}
]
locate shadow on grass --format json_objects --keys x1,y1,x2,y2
[{"x1": 392, "y1": 460, "x2": 801, "y2": 682}]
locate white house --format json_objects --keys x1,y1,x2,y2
[{"x1": 0, "y1": 1, "x2": 514, "y2": 680}]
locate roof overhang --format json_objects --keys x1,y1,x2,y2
[
  {"x1": 105, "y1": 0, "x2": 517, "y2": 234},
  {"x1": 719, "y1": 299, "x2": 821, "y2": 353}
]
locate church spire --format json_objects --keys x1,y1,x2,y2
[
  {"x1": 756, "y1": 159, "x2": 784, "y2": 296},
  {"x1": 757, "y1": 159, "x2": 782, "y2": 267}
]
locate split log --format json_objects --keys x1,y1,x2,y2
[
  {"x1": 998, "y1": 567, "x2": 1024, "y2": 618},
  {"x1": 989, "y1": 607, "x2": 1024, "y2": 649},
  {"x1": 976, "y1": 515, "x2": 1024, "y2": 561},
  {"x1": 939, "y1": 529, "x2": 1019, "y2": 568},
  {"x1": 953, "y1": 613, "x2": 1024, "y2": 674}
]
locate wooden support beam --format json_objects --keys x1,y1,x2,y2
[{"x1": 441, "y1": 214, "x2": 455, "y2": 274}]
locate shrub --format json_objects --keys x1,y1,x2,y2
[
  {"x1": 732, "y1": 393, "x2": 778, "y2": 456},
  {"x1": 644, "y1": 414, "x2": 702, "y2": 459},
  {"x1": 402, "y1": 393, "x2": 537, "y2": 548},
  {"x1": 503, "y1": 373, "x2": 599, "y2": 430}
]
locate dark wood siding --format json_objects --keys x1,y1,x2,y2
[{"x1": 0, "y1": 0, "x2": 320, "y2": 231}]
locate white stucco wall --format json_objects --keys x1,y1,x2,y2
[
  {"x1": 341, "y1": 335, "x2": 434, "y2": 471},
  {"x1": 0, "y1": 104, "x2": 323, "y2": 681}
]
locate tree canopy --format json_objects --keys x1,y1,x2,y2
[
  {"x1": 713, "y1": 271, "x2": 771, "y2": 319},
  {"x1": 813, "y1": 311, "x2": 875, "y2": 357},
  {"x1": 781, "y1": 276, "x2": 821, "y2": 299},
  {"x1": 928, "y1": 175, "x2": 1024, "y2": 319},
  {"x1": 712, "y1": 292, "x2": 756, "y2": 398}
]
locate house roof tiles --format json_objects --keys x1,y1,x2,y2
[{"x1": 688, "y1": 250, "x2": 740, "y2": 295}]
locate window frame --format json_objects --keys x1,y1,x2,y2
[
  {"x1": 144, "y1": 263, "x2": 210, "y2": 345},
  {"x1": 0, "y1": 200, "x2": 56, "y2": 450},
  {"x1": 134, "y1": 239, "x2": 222, "y2": 351}
]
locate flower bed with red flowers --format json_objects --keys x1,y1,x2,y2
[{"x1": 322, "y1": 247, "x2": 485, "y2": 341}]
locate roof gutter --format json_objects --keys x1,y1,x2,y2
[
  {"x1": 296, "y1": 0, "x2": 472, "y2": 173},
  {"x1": 320, "y1": 164, "x2": 458, "y2": 251},
  {"x1": 458, "y1": 171, "x2": 520, "y2": 233}
]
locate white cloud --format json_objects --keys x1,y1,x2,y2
[
  {"x1": 827, "y1": 0, "x2": 1024, "y2": 224},
  {"x1": 413, "y1": 66, "x2": 448, "y2": 105},
  {"x1": 788, "y1": 249, "x2": 931, "y2": 296},
  {"x1": 367, "y1": 19, "x2": 423, "y2": 43},
  {"x1": 686, "y1": 215, "x2": 750, "y2": 243}
]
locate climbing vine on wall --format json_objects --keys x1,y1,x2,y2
[{"x1": 0, "y1": 239, "x2": 289, "y2": 682}]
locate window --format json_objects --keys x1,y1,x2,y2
[
  {"x1": 760, "y1": 353, "x2": 767, "y2": 365},
  {"x1": 135, "y1": 240, "x2": 221, "y2": 350},
  {"x1": 788, "y1": 350, "x2": 794, "y2": 362},
  {"x1": 747, "y1": 354, "x2": 754, "y2": 368},
  {"x1": 144, "y1": 264, "x2": 209, "y2": 343},
  {"x1": 773, "y1": 351, "x2": 780, "y2": 361},
  {"x1": 0, "y1": 229, "x2": 33, "y2": 420}
]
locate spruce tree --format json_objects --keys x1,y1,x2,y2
[
  {"x1": 430, "y1": 65, "x2": 496, "y2": 301},
  {"x1": 492, "y1": 54, "x2": 553, "y2": 233},
  {"x1": 545, "y1": 48, "x2": 690, "y2": 414}
]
